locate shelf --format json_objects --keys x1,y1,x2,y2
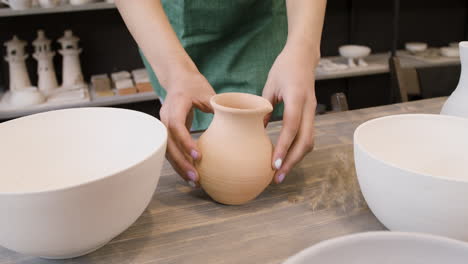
[
  {"x1": 0, "y1": 2, "x2": 116, "y2": 18},
  {"x1": 316, "y1": 51, "x2": 460, "y2": 81},
  {"x1": 0, "y1": 91, "x2": 159, "y2": 120},
  {"x1": 316, "y1": 53, "x2": 390, "y2": 81}
]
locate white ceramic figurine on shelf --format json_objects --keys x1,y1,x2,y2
[
  {"x1": 58, "y1": 30, "x2": 86, "y2": 90},
  {"x1": 4, "y1": 36, "x2": 31, "y2": 92},
  {"x1": 441, "y1": 41, "x2": 468, "y2": 118},
  {"x1": 338, "y1": 45, "x2": 371, "y2": 68},
  {"x1": 33, "y1": 30, "x2": 59, "y2": 96}
]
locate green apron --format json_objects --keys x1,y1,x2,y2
[{"x1": 141, "y1": 0, "x2": 287, "y2": 131}]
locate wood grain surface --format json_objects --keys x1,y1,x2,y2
[{"x1": 0, "y1": 97, "x2": 446, "y2": 264}]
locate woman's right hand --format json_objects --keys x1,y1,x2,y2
[{"x1": 159, "y1": 69, "x2": 216, "y2": 187}]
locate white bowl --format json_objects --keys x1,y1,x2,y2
[
  {"x1": 338, "y1": 45, "x2": 371, "y2": 59},
  {"x1": 283, "y1": 232, "x2": 468, "y2": 264},
  {"x1": 354, "y1": 114, "x2": 468, "y2": 240},
  {"x1": 8, "y1": 87, "x2": 45, "y2": 107},
  {"x1": 0, "y1": 108, "x2": 167, "y2": 259},
  {"x1": 441, "y1": 46, "x2": 459, "y2": 57},
  {"x1": 405, "y1": 42, "x2": 428, "y2": 53}
]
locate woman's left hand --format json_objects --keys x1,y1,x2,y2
[{"x1": 262, "y1": 44, "x2": 319, "y2": 184}]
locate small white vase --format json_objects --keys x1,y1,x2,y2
[{"x1": 441, "y1": 41, "x2": 468, "y2": 118}]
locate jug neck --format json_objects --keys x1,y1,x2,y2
[{"x1": 210, "y1": 93, "x2": 273, "y2": 132}]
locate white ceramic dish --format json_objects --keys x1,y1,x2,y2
[
  {"x1": 0, "y1": 107, "x2": 167, "y2": 259},
  {"x1": 440, "y1": 46, "x2": 459, "y2": 57},
  {"x1": 283, "y1": 232, "x2": 468, "y2": 264},
  {"x1": 354, "y1": 114, "x2": 468, "y2": 240},
  {"x1": 338, "y1": 45, "x2": 371, "y2": 59},
  {"x1": 405, "y1": 42, "x2": 428, "y2": 53}
]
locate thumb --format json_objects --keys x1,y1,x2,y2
[{"x1": 262, "y1": 83, "x2": 276, "y2": 127}]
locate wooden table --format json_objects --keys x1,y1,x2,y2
[{"x1": 0, "y1": 97, "x2": 446, "y2": 264}]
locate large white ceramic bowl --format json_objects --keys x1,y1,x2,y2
[
  {"x1": 354, "y1": 114, "x2": 468, "y2": 240},
  {"x1": 338, "y1": 45, "x2": 371, "y2": 59},
  {"x1": 283, "y1": 232, "x2": 468, "y2": 264},
  {"x1": 0, "y1": 108, "x2": 167, "y2": 259}
]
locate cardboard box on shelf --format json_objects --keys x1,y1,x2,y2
[
  {"x1": 92, "y1": 78, "x2": 112, "y2": 92},
  {"x1": 95, "y1": 90, "x2": 115, "y2": 97},
  {"x1": 111, "y1": 71, "x2": 131, "y2": 82},
  {"x1": 136, "y1": 82, "x2": 153, "y2": 93},
  {"x1": 115, "y1": 78, "x2": 134, "y2": 90},
  {"x1": 117, "y1": 87, "x2": 138, "y2": 96}
]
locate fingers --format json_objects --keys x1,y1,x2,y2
[
  {"x1": 160, "y1": 98, "x2": 200, "y2": 187},
  {"x1": 166, "y1": 134, "x2": 199, "y2": 186},
  {"x1": 274, "y1": 91, "x2": 316, "y2": 184},
  {"x1": 271, "y1": 93, "x2": 305, "y2": 171},
  {"x1": 169, "y1": 101, "x2": 201, "y2": 161},
  {"x1": 262, "y1": 80, "x2": 277, "y2": 127},
  {"x1": 194, "y1": 91, "x2": 215, "y2": 113}
]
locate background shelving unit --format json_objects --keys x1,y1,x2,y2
[
  {"x1": 0, "y1": 0, "x2": 465, "y2": 119},
  {"x1": 0, "y1": 2, "x2": 115, "y2": 17}
]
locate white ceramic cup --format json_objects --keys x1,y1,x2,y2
[
  {"x1": 38, "y1": 0, "x2": 59, "y2": 8},
  {"x1": 1, "y1": 0, "x2": 32, "y2": 10}
]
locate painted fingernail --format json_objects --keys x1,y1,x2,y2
[
  {"x1": 190, "y1": 150, "x2": 199, "y2": 160},
  {"x1": 274, "y1": 158, "x2": 282, "y2": 170},
  {"x1": 188, "y1": 181, "x2": 196, "y2": 188},
  {"x1": 187, "y1": 171, "x2": 197, "y2": 181},
  {"x1": 277, "y1": 173, "x2": 285, "y2": 183}
]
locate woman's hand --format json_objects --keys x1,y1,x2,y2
[
  {"x1": 262, "y1": 44, "x2": 319, "y2": 184},
  {"x1": 159, "y1": 69, "x2": 216, "y2": 187}
]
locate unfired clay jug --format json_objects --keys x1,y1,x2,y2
[
  {"x1": 441, "y1": 41, "x2": 468, "y2": 118},
  {"x1": 196, "y1": 93, "x2": 275, "y2": 205}
]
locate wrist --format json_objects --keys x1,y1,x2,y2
[
  {"x1": 284, "y1": 37, "x2": 321, "y2": 66},
  {"x1": 151, "y1": 53, "x2": 200, "y2": 90}
]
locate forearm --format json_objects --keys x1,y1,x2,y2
[
  {"x1": 285, "y1": 0, "x2": 327, "y2": 62},
  {"x1": 115, "y1": 0, "x2": 197, "y2": 87}
]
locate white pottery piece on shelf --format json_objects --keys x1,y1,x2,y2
[
  {"x1": 4, "y1": 36, "x2": 32, "y2": 92},
  {"x1": 316, "y1": 59, "x2": 348, "y2": 73},
  {"x1": 338, "y1": 45, "x2": 371, "y2": 68},
  {"x1": 58, "y1": 30, "x2": 85, "y2": 89},
  {"x1": 33, "y1": 30, "x2": 59, "y2": 96},
  {"x1": 69, "y1": 0, "x2": 94, "y2": 5},
  {"x1": 440, "y1": 46, "x2": 459, "y2": 57},
  {"x1": 441, "y1": 41, "x2": 468, "y2": 118},
  {"x1": 405, "y1": 42, "x2": 428, "y2": 54},
  {"x1": 0, "y1": 107, "x2": 167, "y2": 259},
  {"x1": 354, "y1": 114, "x2": 468, "y2": 240},
  {"x1": 38, "y1": 0, "x2": 59, "y2": 8},
  {"x1": 1, "y1": 0, "x2": 32, "y2": 10},
  {"x1": 46, "y1": 84, "x2": 89, "y2": 104},
  {"x1": 450, "y1": 42, "x2": 459, "y2": 48},
  {"x1": 7, "y1": 87, "x2": 45, "y2": 107},
  {"x1": 283, "y1": 232, "x2": 468, "y2": 264}
]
